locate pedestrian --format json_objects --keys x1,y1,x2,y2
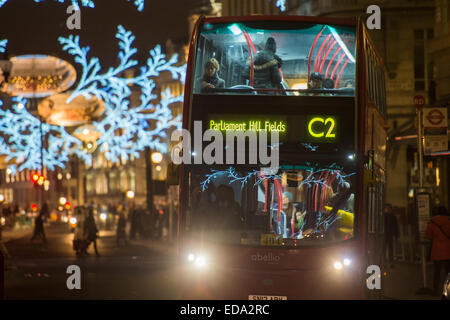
[
  {"x1": 116, "y1": 212, "x2": 127, "y2": 247},
  {"x1": 426, "y1": 206, "x2": 450, "y2": 296},
  {"x1": 30, "y1": 210, "x2": 47, "y2": 243},
  {"x1": 73, "y1": 206, "x2": 87, "y2": 256},
  {"x1": 129, "y1": 206, "x2": 142, "y2": 240},
  {"x1": 84, "y1": 207, "x2": 100, "y2": 256},
  {"x1": 383, "y1": 203, "x2": 398, "y2": 267}
]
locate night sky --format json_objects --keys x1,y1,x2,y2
[{"x1": 0, "y1": 0, "x2": 193, "y2": 67}]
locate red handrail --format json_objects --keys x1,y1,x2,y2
[
  {"x1": 325, "y1": 47, "x2": 341, "y2": 79},
  {"x1": 307, "y1": 27, "x2": 325, "y2": 83},
  {"x1": 335, "y1": 59, "x2": 350, "y2": 88}
]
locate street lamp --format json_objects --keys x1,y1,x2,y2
[
  {"x1": 151, "y1": 152, "x2": 163, "y2": 164},
  {"x1": 59, "y1": 197, "x2": 67, "y2": 205},
  {"x1": 126, "y1": 190, "x2": 135, "y2": 199}
]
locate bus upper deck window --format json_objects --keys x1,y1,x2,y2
[{"x1": 193, "y1": 22, "x2": 356, "y2": 96}]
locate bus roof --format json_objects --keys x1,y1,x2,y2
[{"x1": 199, "y1": 15, "x2": 357, "y2": 28}]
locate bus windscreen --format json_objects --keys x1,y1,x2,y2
[
  {"x1": 193, "y1": 21, "x2": 356, "y2": 96},
  {"x1": 186, "y1": 161, "x2": 356, "y2": 247}
]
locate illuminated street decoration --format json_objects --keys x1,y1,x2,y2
[
  {"x1": 37, "y1": 91, "x2": 105, "y2": 126},
  {"x1": 276, "y1": 0, "x2": 286, "y2": 12},
  {"x1": 0, "y1": 96, "x2": 91, "y2": 174},
  {"x1": 0, "y1": 39, "x2": 7, "y2": 53},
  {"x1": 58, "y1": 25, "x2": 185, "y2": 162},
  {"x1": 2, "y1": 55, "x2": 77, "y2": 98},
  {"x1": 0, "y1": 0, "x2": 145, "y2": 11}
]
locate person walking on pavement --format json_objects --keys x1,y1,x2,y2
[
  {"x1": 383, "y1": 203, "x2": 398, "y2": 267},
  {"x1": 116, "y1": 212, "x2": 127, "y2": 247},
  {"x1": 30, "y1": 203, "x2": 48, "y2": 243},
  {"x1": 426, "y1": 206, "x2": 450, "y2": 296},
  {"x1": 84, "y1": 207, "x2": 100, "y2": 256}
]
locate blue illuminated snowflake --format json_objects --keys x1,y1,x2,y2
[
  {"x1": 0, "y1": 0, "x2": 145, "y2": 11},
  {"x1": 0, "y1": 39, "x2": 7, "y2": 53},
  {"x1": 58, "y1": 25, "x2": 185, "y2": 162},
  {"x1": 276, "y1": 0, "x2": 286, "y2": 12},
  {"x1": 0, "y1": 97, "x2": 91, "y2": 174}
]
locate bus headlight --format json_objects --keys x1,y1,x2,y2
[
  {"x1": 186, "y1": 252, "x2": 208, "y2": 268},
  {"x1": 195, "y1": 256, "x2": 207, "y2": 268},
  {"x1": 187, "y1": 253, "x2": 195, "y2": 262},
  {"x1": 333, "y1": 258, "x2": 352, "y2": 270}
]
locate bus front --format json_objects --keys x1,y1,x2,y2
[{"x1": 178, "y1": 17, "x2": 365, "y2": 300}]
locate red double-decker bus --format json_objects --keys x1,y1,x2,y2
[{"x1": 174, "y1": 15, "x2": 387, "y2": 299}]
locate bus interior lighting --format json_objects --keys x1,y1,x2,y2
[
  {"x1": 228, "y1": 24, "x2": 242, "y2": 35},
  {"x1": 327, "y1": 26, "x2": 355, "y2": 63}
]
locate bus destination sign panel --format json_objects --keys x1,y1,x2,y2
[{"x1": 207, "y1": 114, "x2": 340, "y2": 143}]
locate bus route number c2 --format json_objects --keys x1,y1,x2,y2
[{"x1": 307, "y1": 116, "x2": 337, "y2": 139}]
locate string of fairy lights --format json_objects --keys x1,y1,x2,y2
[{"x1": 0, "y1": 0, "x2": 287, "y2": 12}]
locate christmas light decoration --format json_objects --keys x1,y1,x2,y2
[
  {"x1": 276, "y1": 0, "x2": 286, "y2": 12},
  {"x1": 0, "y1": 39, "x2": 7, "y2": 53},
  {"x1": 58, "y1": 25, "x2": 185, "y2": 162},
  {"x1": 0, "y1": 0, "x2": 145, "y2": 11},
  {"x1": 0, "y1": 96, "x2": 91, "y2": 174}
]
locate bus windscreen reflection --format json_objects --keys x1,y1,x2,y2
[{"x1": 187, "y1": 166, "x2": 355, "y2": 247}]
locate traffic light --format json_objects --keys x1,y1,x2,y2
[
  {"x1": 31, "y1": 173, "x2": 46, "y2": 188},
  {"x1": 32, "y1": 173, "x2": 39, "y2": 183}
]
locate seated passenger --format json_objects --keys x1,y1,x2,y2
[
  {"x1": 251, "y1": 37, "x2": 283, "y2": 90},
  {"x1": 197, "y1": 58, "x2": 225, "y2": 93},
  {"x1": 309, "y1": 72, "x2": 323, "y2": 89},
  {"x1": 323, "y1": 78, "x2": 335, "y2": 89}
]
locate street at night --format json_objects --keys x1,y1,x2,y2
[
  {"x1": 3, "y1": 223, "x2": 185, "y2": 299},
  {"x1": 1, "y1": 0, "x2": 450, "y2": 309}
]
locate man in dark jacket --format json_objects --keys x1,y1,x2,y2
[{"x1": 251, "y1": 37, "x2": 283, "y2": 90}]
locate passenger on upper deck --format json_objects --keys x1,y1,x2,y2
[
  {"x1": 309, "y1": 72, "x2": 323, "y2": 89},
  {"x1": 251, "y1": 37, "x2": 283, "y2": 90},
  {"x1": 197, "y1": 58, "x2": 225, "y2": 93}
]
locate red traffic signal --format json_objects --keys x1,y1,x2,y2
[
  {"x1": 32, "y1": 173, "x2": 40, "y2": 183},
  {"x1": 31, "y1": 203, "x2": 38, "y2": 212},
  {"x1": 31, "y1": 173, "x2": 45, "y2": 186}
]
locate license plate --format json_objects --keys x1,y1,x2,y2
[{"x1": 248, "y1": 294, "x2": 287, "y2": 300}]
